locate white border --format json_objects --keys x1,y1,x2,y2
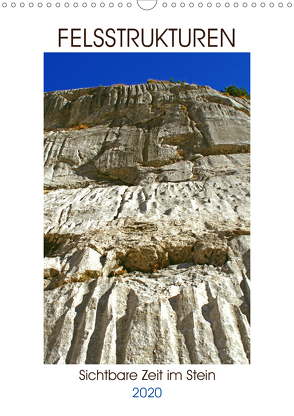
[{"x1": 1, "y1": 5, "x2": 293, "y2": 415}]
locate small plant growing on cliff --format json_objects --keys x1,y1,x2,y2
[
  {"x1": 147, "y1": 79, "x2": 170, "y2": 85},
  {"x1": 75, "y1": 124, "x2": 88, "y2": 130},
  {"x1": 66, "y1": 123, "x2": 89, "y2": 131},
  {"x1": 169, "y1": 78, "x2": 186, "y2": 85},
  {"x1": 69, "y1": 271, "x2": 98, "y2": 283},
  {"x1": 221, "y1": 85, "x2": 250, "y2": 100}
]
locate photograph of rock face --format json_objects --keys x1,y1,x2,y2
[{"x1": 44, "y1": 54, "x2": 250, "y2": 364}]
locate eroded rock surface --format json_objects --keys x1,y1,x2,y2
[{"x1": 44, "y1": 82, "x2": 250, "y2": 364}]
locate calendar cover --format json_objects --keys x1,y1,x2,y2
[{"x1": 1, "y1": 1, "x2": 292, "y2": 414}]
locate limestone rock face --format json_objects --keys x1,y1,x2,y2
[
  {"x1": 44, "y1": 82, "x2": 250, "y2": 364},
  {"x1": 44, "y1": 83, "x2": 249, "y2": 188}
]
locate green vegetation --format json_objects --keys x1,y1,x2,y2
[
  {"x1": 221, "y1": 85, "x2": 250, "y2": 100},
  {"x1": 146, "y1": 78, "x2": 187, "y2": 86},
  {"x1": 147, "y1": 79, "x2": 171, "y2": 84},
  {"x1": 170, "y1": 77, "x2": 186, "y2": 85}
]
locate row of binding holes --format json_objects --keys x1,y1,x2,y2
[
  {"x1": 2, "y1": 2, "x2": 293, "y2": 6},
  {"x1": 2, "y1": 2, "x2": 130, "y2": 5},
  {"x1": 165, "y1": 1, "x2": 292, "y2": 5}
]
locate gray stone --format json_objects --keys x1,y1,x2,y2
[
  {"x1": 44, "y1": 82, "x2": 250, "y2": 364},
  {"x1": 44, "y1": 83, "x2": 249, "y2": 188},
  {"x1": 44, "y1": 262, "x2": 250, "y2": 364}
]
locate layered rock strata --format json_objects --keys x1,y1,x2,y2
[{"x1": 44, "y1": 82, "x2": 250, "y2": 364}]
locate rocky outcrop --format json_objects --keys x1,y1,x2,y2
[{"x1": 44, "y1": 82, "x2": 250, "y2": 364}]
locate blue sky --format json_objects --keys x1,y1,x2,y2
[{"x1": 44, "y1": 52, "x2": 250, "y2": 93}]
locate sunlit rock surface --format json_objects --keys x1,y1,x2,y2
[{"x1": 44, "y1": 82, "x2": 250, "y2": 364}]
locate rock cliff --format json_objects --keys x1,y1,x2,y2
[{"x1": 44, "y1": 82, "x2": 250, "y2": 364}]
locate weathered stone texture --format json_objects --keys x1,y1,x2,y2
[
  {"x1": 44, "y1": 83, "x2": 249, "y2": 188},
  {"x1": 44, "y1": 82, "x2": 250, "y2": 364}
]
